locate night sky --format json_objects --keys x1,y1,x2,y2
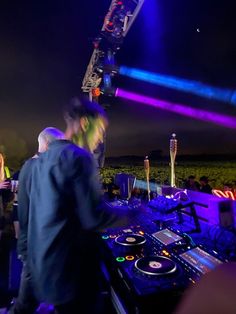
[{"x1": 0, "y1": 0, "x2": 236, "y2": 158}]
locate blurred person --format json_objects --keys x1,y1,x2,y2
[
  {"x1": 223, "y1": 182, "x2": 233, "y2": 192},
  {"x1": 0, "y1": 152, "x2": 11, "y2": 183},
  {"x1": 0, "y1": 152, "x2": 12, "y2": 208},
  {"x1": 174, "y1": 262, "x2": 236, "y2": 314},
  {"x1": 199, "y1": 175, "x2": 212, "y2": 194},
  {"x1": 10, "y1": 96, "x2": 127, "y2": 314},
  {"x1": 0, "y1": 153, "x2": 13, "y2": 239},
  {"x1": 184, "y1": 175, "x2": 200, "y2": 191}
]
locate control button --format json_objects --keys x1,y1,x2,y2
[
  {"x1": 162, "y1": 250, "x2": 170, "y2": 256},
  {"x1": 125, "y1": 255, "x2": 135, "y2": 261},
  {"x1": 189, "y1": 277, "x2": 196, "y2": 284},
  {"x1": 101, "y1": 235, "x2": 109, "y2": 240},
  {"x1": 116, "y1": 257, "x2": 125, "y2": 262},
  {"x1": 123, "y1": 229, "x2": 133, "y2": 233},
  {"x1": 109, "y1": 234, "x2": 116, "y2": 238}
]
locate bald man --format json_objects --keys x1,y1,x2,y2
[{"x1": 12, "y1": 127, "x2": 64, "y2": 240}]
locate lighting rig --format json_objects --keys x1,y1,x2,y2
[
  {"x1": 81, "y1": 0, "x2": 145, "y2": 100},
  {"x1": 81, "y1": 0, "x2": 144, "y2": 168}
]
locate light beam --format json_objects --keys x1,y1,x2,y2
[
  {"x1": 116, "y1": 88, "x2": 236, "y2": 129},
  {"x1": 119, "y1": 66, "x2": 236, "y2": 106}
]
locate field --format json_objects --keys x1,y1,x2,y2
[{"x1": 100, "y1": 161, "x2": 236, "y2": 190}]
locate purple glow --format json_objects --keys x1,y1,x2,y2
[{"x1": 116, "y1": 88, "x2": 236, "y2": 129}]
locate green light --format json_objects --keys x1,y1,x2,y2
[
  {"x1": 101, "y1": 235, "x2": 109, "y2": 240},
  {"x1": 116, "y1": 257, "x2": 125, "y2": 262}
]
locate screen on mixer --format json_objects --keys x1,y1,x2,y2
[
  {"x1": 179, "y1": 247, "x2": 223, "y2": 274},
  {"x1": 152, "y1": 229, "x2": 183, "y2": 245}
]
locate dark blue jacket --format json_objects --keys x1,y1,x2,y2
[{"x1": 17, "y1": 140, "x2": 112, "y2": 304}]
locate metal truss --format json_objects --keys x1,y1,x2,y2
[
  {"x1": 81, "y1": 48, "x2": 103, "y2": 93},
  {"x1": 81, "y1": 0, "x2": 145, "y2": 95}
]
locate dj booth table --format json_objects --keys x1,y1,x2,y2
[
  {"x1": 99, "y1": 189, "x2": 236, "y2": 314},
  {"x1": 1, "y1": 186, "x2": 235, "y2": 314}
]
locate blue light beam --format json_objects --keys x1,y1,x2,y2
[{"x1": 119, "y1": 66, "x2": 236, "y2": 106}]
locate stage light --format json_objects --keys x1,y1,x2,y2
[
  {"x1": 91, "y1": 88, "x2": 101, "y2": 97},
  {"x1": 116, "y1": 88, "x2": 236, "y2": 129},
  {"x1": 119, "y1": 66, "x2": 236, "y2": 106},
  {"x1": 101, "y1": 0, "x2": 145, "y2": 46},
  {"x1": 101, "y1": 86, "x2": 117, "y2": 97},
  {"x1": 82, "y1": 1, "x2": 145, "y2": 95},
  {"x1": 103, "y1": 73, "x2": 112, "y2": 89}
]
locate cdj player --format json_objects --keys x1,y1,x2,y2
[{"x1": 100, "y1": 220, "x2": 226, "y2": 314}]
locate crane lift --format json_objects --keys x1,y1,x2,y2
[
  {"x1": 81, "y1": 0, "x2": 145, "y2": 167},
  {"x1": 81, "y1": 0, "x2": 145, "y2": 101}
]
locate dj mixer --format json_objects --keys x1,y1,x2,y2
[{"x1": 100, "y1": 210, "x2": 226, "y2": 314}]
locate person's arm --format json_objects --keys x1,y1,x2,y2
[
  {"x1": 17, "y1": 160, "x2": 33, "y2": 260},
  {"x1": 12, "y1": 193, "x2": 19, "y2": 239},
  {"x1": 0, "y1": 181, "x2": 11, "y2": 189},
  {"x1": 72, "y1": 152, "x2": 133, "y2": 231},
  {"x1": 71, "y1": 152, "x2": 103, "y2": 230}
]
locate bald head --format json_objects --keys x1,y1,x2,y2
[{"x1": 38, "y1": 127, "x2": 65, "y2": 153}]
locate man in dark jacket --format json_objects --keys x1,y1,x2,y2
[
  {"x1": 12, "y1": 127, "x2": 65, "y2": 241},
  {"x1": 9, "y1": 127, "x2": 65, "y2": 314},
  {"x1": 10, "y1": 96, "x2": 118, "y2": 314}
]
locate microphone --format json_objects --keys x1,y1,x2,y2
[
  {"x1": 170, "y1": 133, "x2": 177, "y2": 187},
  {"x1": 144, "y1": 156, "x2": 150, "y2": 201}
]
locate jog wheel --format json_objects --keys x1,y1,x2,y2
[
  {"x1": 135, "y1": 255, "x2": 177, "y2": 276},
  {"x1": 115, "y1": 234, "x2": 146, "y2": 246}
]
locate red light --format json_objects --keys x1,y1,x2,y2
[{"x1": 92, "y1": 88, "x2": 101, "y2": 97}]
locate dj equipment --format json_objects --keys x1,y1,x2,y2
[
  {"x1": 114, "y1": 173, "x2": 136, "y2": 200},
  {"x1": 100, "y1": 212, "x2": 225, "y2": 314},
  {"x1": 148, "y1": 196, "x2": 179, "y2": 214}
]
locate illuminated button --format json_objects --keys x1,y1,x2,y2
[
  {"x1": 123, "y1": 229, "x2": 132, "y2": 233},
  {"x1": 116, "y1": 257, "x2": 125, "y2": 262},
  {"x1": 139, "y1": 231, "x2": 144, "y2": 235},
  {"x1": 125, "y1": 255, "x2": 135, "y2": 261},
  {"x1": 101, "y1": 235, "x2": 109, "y2": 240},
  {"x1": 149, "y1": 261, "x2": 162, "y2": 268},
  {"x1": 109, "y1": 234, "x2": 116, "y2": 238},
  {"x1": 189, "y1": 278, "x2": 196, "y2": 284},
  {"x1": 162, "y1": 250, "x2": 170, "y2": 256}
]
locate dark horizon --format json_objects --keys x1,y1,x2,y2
[{"x1": 105, "y1": 152, "x2": 236, "y2": 161}]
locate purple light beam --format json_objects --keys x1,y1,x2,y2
[{"x1": 116, "y1": 88, "x2": 236, "y2": 129}]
